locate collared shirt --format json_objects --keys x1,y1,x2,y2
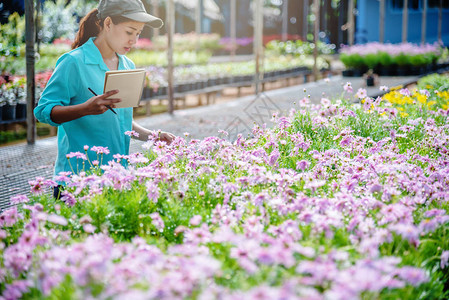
[{"x1": 34, "y1": 37, "x2": 135, "y2": 178}]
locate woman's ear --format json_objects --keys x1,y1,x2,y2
[{"x1": 104, "y1": 17, "x2": 112, "y2": 31}]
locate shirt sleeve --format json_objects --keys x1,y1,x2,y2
[{"x1": 34, "y1": 54, "x2": 79, "y2": 127}]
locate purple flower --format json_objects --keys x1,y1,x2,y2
[
  {"x1": 61, "y1": 191, "x2": 77, "y2": 207},
  {"x1": 47, "y1": 214, "x2": 68, "y2": 226},
  {"x1": 0, "y1": 206, "x2": 20, "y2": 227},
  {"x1": 90, "y1": 146, "x2": 110, "y2": 155},
  {"x1": 396, "y1": 266, "x2": 429, "y2": 286},
  {"x1": 190, "y1": 215, "x2": 202, "y2": 226},
  {"x1": 296, "y1": 160, "x2": 310, "y2": 171},
  {"x1": 146, "y1": 181, "x2": 160, "y2": 203},
  {"x1": 150, "y1": 212, "x2": 165, "y2": 231},
  {"x1": 124, "y1": 130, "x2": 140, "y2": 138},
  {"x1": 10, "y1": 194, "x2": 29, "y2": 205},
  {"x1": 66, "y1": 151, "x2": 87, "y2": 160},
  {"x1": 441, "y1": 251, "x2": 449, "y2": 269},
  {"x1": 344, "y1": 82, "x2": 353, "y2": 93}
]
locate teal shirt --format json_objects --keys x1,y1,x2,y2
[{"x1": 34, "y1": 37, "x2": 134, "y2": 178}]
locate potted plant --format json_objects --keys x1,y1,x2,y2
[
  {"x1": 378, "y1": 51, "x2": 394, "y2": 76},
  {"x1": 394, "y1": 53, "x2": 410, "y2": 76}
]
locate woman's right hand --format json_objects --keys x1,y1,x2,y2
[
  {"x1": 83, "y1": 90, "x2": 122, "y2": 115},
  {"x1": 50, "y1": 90, "x2": 122, "y2": 124}
]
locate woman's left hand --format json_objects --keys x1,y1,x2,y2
[{"x1": 158, "y1": 131, "x2": 176, "y2": 144}]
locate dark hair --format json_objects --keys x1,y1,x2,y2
[{"x1": 72, "y1": 9, "x2": 133, "y2": 49}]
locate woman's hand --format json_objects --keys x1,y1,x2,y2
[
  {"x1": 132, "y1": 122, "x2": 176, "y2": 145},
  {"x1": 83, "y1": 90, "x2": 121, "y2": 115},
  {"x1": 157, "y1": 131, "x2": 176, "y2": 144},
  {"x1": 50, "y1": 90, "x2": 122, "y2": 124}
]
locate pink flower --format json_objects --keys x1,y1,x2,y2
[
  {"x1": 150, "y1": 212, "x2": 165, "y2": 231},
  {"x1": 296, "y1": 160, "x2": 310, "y2": 171},
  {"x1": 190, "y1": 215, "x2": 202, "y2": 226},
  {"x1": 0, "y1": 206, "x2": 20, "y2": 227},
  {"x1": 124, "y1": 130, "x2": 140, "y2": 138},
  {"x1": 146, "y1": 181, "x2": 159, "y2": 203},
  {"x1": 356, "y1": 88, "x2": 367, "y2": 99},
  {"x1": 61, "y1": 191, "x2": 77, "y2": 207},
  {"x1": 344, "y1": 82, "x2": 353, "y2": 93},
  {"x1": 10, "y1": 194, "x2": 30, "y2": 205},
  {"x1": 47, "y1": 214, "x2": 68, "y2": 226},
  {"x1": 396, "y1": 266, "x2": 428, "y2": 285},
  {"x1": 66, "y1": 151, "x2": 87, "y2": 160},
  {"x1": 441, "y1": 251, "x2": 449, "y2": 269},
  {"x1": 90, "y1": 146, "x2": 110, "y2": 155},
  {"x1": 399, "y1": 88, "x2": 411, "y2": 97}
]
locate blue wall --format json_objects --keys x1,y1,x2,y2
[{"x1": 356, "y1": 0, "x2": 449, "y2": 45}]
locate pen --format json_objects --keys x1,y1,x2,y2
[{"x1": 88, "y1": 87, "x2": 117, "y2": 115}]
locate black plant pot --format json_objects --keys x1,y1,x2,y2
[
  {"x1": 366, "y1": 76, "x2": 375, "y2": 87},
  {"x1": 342, "y1": 69, "x2": 354, "y2": 77},
  {"x1": 2, "y1": 104, "x2": 16, "y2": 121},
  {"x1": 16, "y1": 103, "x2": 27, "y2": 119},
  {"x1": 159, "y1": 86, "x2": 167, "y2": 96},
  {"x1": 397, "y1": 66, "x2": 410, "y2": 76}
]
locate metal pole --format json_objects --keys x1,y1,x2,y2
[
  {"x1": 25, "y1": 0, "x2": 36, "y2": 145},
  {"x1": 438, "y1": 0, "x2": 442, "y2": 43},
  {"x1": 313, "y1": 0, "x2": 320, "y2": 81},
  {"x1": 348, "y1": 0, "x2": 354, "y2": 46},
  {"x1": 421, "y1": 0, "x2": 427, "y2": 44},
  {"x1": 402, "y1": 0, "x2": 408, "y2": 43},
  {"x1": 230, "y1": 0, "x2": 236, "y2": 59},
  {"x1": 196, "y1": 0, "x2": 201, "y2": 51},
  {"x1": 282, "y1": 0, "x2": 289, "y2": 41},
  {"x1": 379, "y1": 0, "x2": 385, "y2": 43},
  {"x1": 167, "y1": 0, "x2": 175, "y2": 115},
  {"x1": 303, "y1": 0, "x2": 309, "y2": 40},
  {"x1": 254, "y1": 0, "x2": 263, "y2": 95},
  {"x1": 151, "y1": 0, "x2": 160, "y2": 37}
]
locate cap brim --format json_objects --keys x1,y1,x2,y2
[{"x1": 122, "y1": 12, "x2": 164, "y2": 29}]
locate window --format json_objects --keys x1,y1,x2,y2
[
  {"x1": 429, "y1": 0, "x2": 449, "y2": 9},
  {"x1": 391, "y1": 0, "x2": 421, "y2": 10}
]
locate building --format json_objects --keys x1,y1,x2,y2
[{"x1": 356, "y1": 0, "x2": 449, "y2": 45}]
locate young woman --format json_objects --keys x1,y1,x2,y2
[{"x1": 34, "y1": 0, "x2": 175, "y2": 198}]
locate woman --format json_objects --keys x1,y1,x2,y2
[{"x1": 34, "y1": 0, "x2": 175, "y2": 198}]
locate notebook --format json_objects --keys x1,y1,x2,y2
[{"x1": 103, "y1": 69, "x2": 146, "y2": 108}]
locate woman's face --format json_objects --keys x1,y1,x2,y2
[{"x1": 105, "y1": 19, "x2": 145, "y2": 55}]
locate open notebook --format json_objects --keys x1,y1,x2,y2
[{"x1": 103, "y1": 69, "x2": 146, "y2": 108}]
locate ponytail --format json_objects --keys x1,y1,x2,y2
[{"x1": 71, "y1": 9, "x2": 103, "y2": 49}]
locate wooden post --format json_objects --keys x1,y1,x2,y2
[
  {"x1": 282, "y1": 0, "x2": 289, "y2": 41},
  {"x1": 303, "y1": 0, "x2": 309, "y2": 40},
  {"x1": 254, "y1": 0, "x2": 264, "y2": 95},
  {"x1": 167, "y1": 0, "x2": 175, "y2": 115},
  {"x1": 402, "y1": 0, "x2": 408, "y2": 43},
  {"x1": 421, "y1": 0, "x2": 427, "y2": 44},
  {"x1": 348, "y1": 0, "x2": 354, "y2": 46},
  {"x1": 379, "y1": 0, "x2": 385, "y2": 43},
  {"x1": 25, "y1": 0, "x2": 36, "y2": 145},
  {"x1": 313, "y1": 0, "x2": 320, "y2": 81},
  {"x1": 230, "y1": 0, "x2": 237, "y2": 59},
  {"x1": 151, "y1": 0, "x2": 160, "y2": 37}
]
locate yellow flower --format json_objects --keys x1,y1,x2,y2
[
  {"x1": 400, "y1": 112, "x2": 409, "y2": 118},
  {"x1": 415, "y1": 93, "x2": 427, "y2": 104},
  {"x1": 427, "y1": 100, "x2": 437, "y2": 107}
]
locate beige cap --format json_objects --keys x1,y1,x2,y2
[{"x1": 98, "y1": 0, "x2": 163, "y2": 29}]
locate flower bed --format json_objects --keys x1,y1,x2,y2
[
  {"x1": 1, "y1": 78, "x2": 449, "y2": 299},
  {"x1": 339, "y1": 42, "x2": 447, "y2": 77}
]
